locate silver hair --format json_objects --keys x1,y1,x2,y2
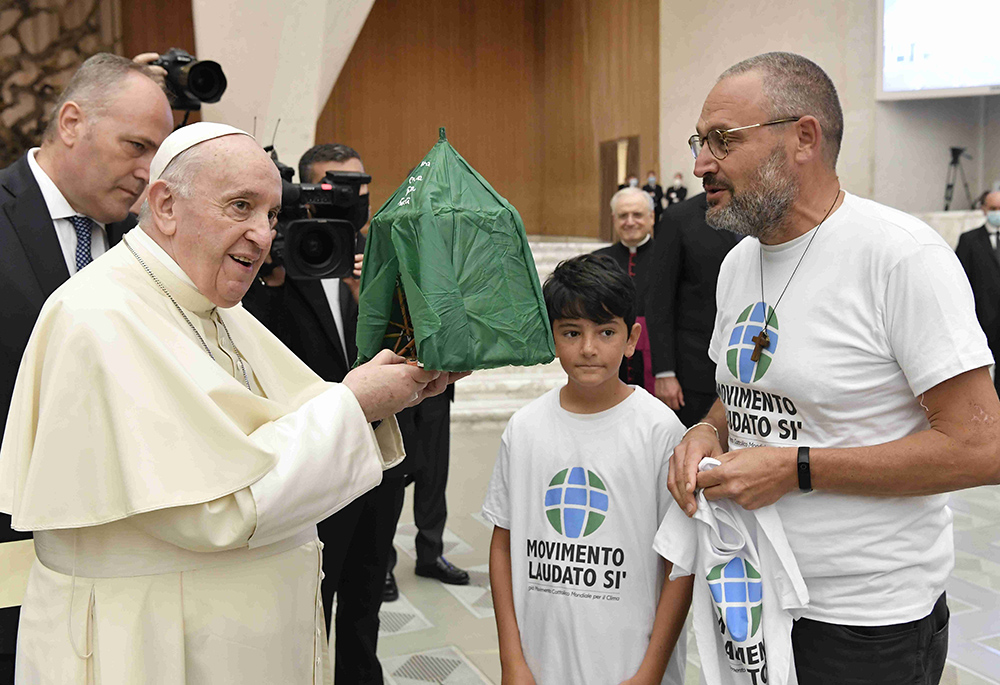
[
  {"x1": 704, "y1": 143, "x2": 799, "y2": 241},
  {"x1": 137, "y1": 144, "x2": 208, "y2": 226},
  {"x1": 610, "y1": 187, "x2": 655, "y2": 214},
  {"x1": 43, "y1": 53, "x2": 155, "y2": 141},
  {"x1": 719, "y1": 52, "x2": 843, "y2": 169}
]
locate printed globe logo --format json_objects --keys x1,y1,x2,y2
[
  {"x1": 727, "y1": 302, "x2": 779, "y2": 383},
  {"x1": 543, "y1": 467, "x2": 609, "y2": 538},
  {"x1": 708, "y1": 557, "x2": 763, "y2": 643}
]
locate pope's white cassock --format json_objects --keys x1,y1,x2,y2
[{"x1": 0, "y1": 125, "x2": 404, "y2": 684}]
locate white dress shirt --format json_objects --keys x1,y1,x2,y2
[
  {"x1": 26, "y1": 147, "x2": 108, "y2": 275},
  {"x1": 320, "y1": 278, "x2": 349, "y2": 365}
]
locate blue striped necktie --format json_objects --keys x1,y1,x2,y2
[{"x1": 68, "y1": 215, "x2": 94, "y2": 271}]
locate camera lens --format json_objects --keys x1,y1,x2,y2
[
  {"x1": 300, "y1": 227, "x2": 335, "y2": 266},
  {"x1": 285, "y1": 219, "x2": 355, "y2": 278},
  {"x1": 184, "y1": 61, "x2": 227, "y2": 103}
]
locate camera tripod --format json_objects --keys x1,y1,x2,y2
[{"x1": 944, "y1": 147, "x2": 973, "y2": 211}]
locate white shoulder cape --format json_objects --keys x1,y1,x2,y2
[{"x1": 0, "y1": 236, "x2": 335, "y2": 531}]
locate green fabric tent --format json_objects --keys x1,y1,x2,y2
[{"x1": 355, "y1": 128, "x2": 555, "y2": 371}]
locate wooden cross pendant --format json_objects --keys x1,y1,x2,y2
[{"x1": 750, "y1": 329, "x2": 770, "y2": 362}]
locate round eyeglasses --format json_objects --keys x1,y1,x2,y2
[{"x1": 688, "y1": 117, "x2": 801, "y2": 160}]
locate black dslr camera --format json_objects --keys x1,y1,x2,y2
[
  {"x1": 264, "y1": 148, "x2": 370, "y2": 280},
  {"x1": 150, "y1": 48, "x2": 227, "y2": 111}
]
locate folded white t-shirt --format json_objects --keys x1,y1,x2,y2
[{"x1": 654, "y1": 459, "x2": 808, "y2": 685}]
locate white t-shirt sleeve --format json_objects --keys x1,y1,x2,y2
[
  {"x1": 709, "y1": 251, "x2": 741, "y2": 366},
  {"x1": 653, "y1": 410, "x2": 688, "y2": 524},
  {"x1": 884, "y1": 244, "x2": 994, "y2": 396},
  {"x1": 653, "y1": 502, "x2": 698, "y2": 579},
  {"x1": 482, "y1": 424, "x2": 513, "y2": 529}
]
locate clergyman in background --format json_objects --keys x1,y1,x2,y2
[{"x1": 591, "y1": 186, "x2": 657, "y2": 394}]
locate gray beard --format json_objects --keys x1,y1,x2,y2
[{"x1": 705, "y1": 146, "x2": 798, "y2": 242}]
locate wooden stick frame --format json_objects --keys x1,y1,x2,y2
[{"x1": 386, "y1": 280, "x2": 418, "y2": 360}]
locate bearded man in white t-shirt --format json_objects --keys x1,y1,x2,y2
[{"x1": 666, "y1": 51, "x2": 1000, "y2": 684}]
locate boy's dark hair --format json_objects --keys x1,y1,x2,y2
[
  {"x1": 543, "y1": 254, "x2": 636, "y2": 330},
  {"x1": 298, "y1": 143, "x2": 361, "y2": 183}
]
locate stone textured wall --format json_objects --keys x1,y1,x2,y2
[{"x1": 0, "y1": 0, "x2": 120, "y2": 167}]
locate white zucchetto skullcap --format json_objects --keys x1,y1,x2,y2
[{"x1": 149, "y1": 122, "x2": 254, "y2": 183}]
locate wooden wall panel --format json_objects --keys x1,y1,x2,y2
[
  {"x1": 539, "y1": 0, "x2": 659, "y2": 237},
  {"x1": 120, "y1": 0, "x2": 198, "y2": 127},
  {"x1": 121, "y1": 0, "x2": 197, "y2": 58},
  {"x1": 318, "y1": 0, "x2": 544, "y2": 233},
  {"x1": 318, "y1": 0, "x2": 659, "y2": 238}
]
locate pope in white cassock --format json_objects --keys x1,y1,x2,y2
[{"x1": 0, "y1": 123, "x2": 459, "y2": 684}]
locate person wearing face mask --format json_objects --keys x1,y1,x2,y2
[
  {"x1": 642, "y1": 169, "x2": 665, "y2": 227},
  {"x1": 618, "y1": 173, "x2": 640, "y2": 190},
  {"x1": 956, "y1": 190, "x2": 1000, "y2": 394},
  {"x1": 665, "y1": 173, "x2": 688, "y2": 205}
]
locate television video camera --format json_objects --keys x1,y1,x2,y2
[
  {"x1": 151, "y1": 48, "x2": 228, "y2": 111},
  {"x1": 263, "y1": 147, "x2": 371, "y2": 280}
]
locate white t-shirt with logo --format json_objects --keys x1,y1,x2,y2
[
  {"x1": 482, "y1": 386, "x2": 687, "y2": 685},
  {"x1": 709, "y1": 191, "x2": 993, "y2": 625},
  {"x1": 655, "y1": 459, "x2": 809, "y2": 685}
]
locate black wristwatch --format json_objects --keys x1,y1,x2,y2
[{"x1": 797, "y1": 446, "x2": 812, "y2": 492}]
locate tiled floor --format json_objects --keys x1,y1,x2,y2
[{"x1": 369, "y1": 425, "x2": 1000, "y2": 685}]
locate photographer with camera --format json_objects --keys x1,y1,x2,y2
[
  {"x1": 242, "y1": 143, "x2": 397, "y2": 684},
  {"x1": 135, "y1": 48, "x2": 227, "y2": 113}
]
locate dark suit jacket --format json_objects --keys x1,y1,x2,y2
[
  {"x1": 243, "y1": 264, "x2": 453, "y2": 483},
  {"x1": 590, "y1": 239, "x2": 655, "y2": 316},
  {"x1": 642, "y1": 182, "x2": 664, "y2": 224},
  {"x1": 665, "y1": 185, "x2": 688, "y2": 205},
  {"x1": 955, "y1": 225, "x2": 1000, "y2": 389},
  {"x1": 0, "y1": 157, "x2": 134, "y2": 468},
  {"x1": 242, "y1": 276, "x2": 359, "y2": 383},
  {"x1": 645, "y1": 192, "x2": 741, "y2": 393},
  {"x1": 0, "y1": 154, "x2": 133, "y2": 639}
]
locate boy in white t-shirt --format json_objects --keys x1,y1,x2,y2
[{"x1": 483, "y1": 254, "x2": 693, "y2": 685}]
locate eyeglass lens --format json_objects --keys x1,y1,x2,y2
[
  {"x1": 689, "y1": 131, "x2": 728, "y2": 160},
  {"x1": 707, "y1": 130, "x2": 726, "y2": 159}
]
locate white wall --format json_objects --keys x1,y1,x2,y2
[
  {"x1": 191, "y1": 0, "x2": 374, "y2": 173},
  {"x1": 874, "y1": 97, "x2": 983, "y2": 212},
  {"x1": 660, "y1": 0, "x2": 999, "y2": 214}
]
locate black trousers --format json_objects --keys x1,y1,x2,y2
[
  {"x1": 0, "y1": 514, "x2": 30, "y2": 685},
  {"x1": 317, "y1": 476, "x2": 406, "y2": 685},
  {"x1": 792, "y1": 592, "x2": 949, "y2": 685},
  {"x1": 0, "y1": 606, "x2": 16, "y2": 685},
  {"x1": 388, "y1": 393, "x2": 452, "y2": 570}
]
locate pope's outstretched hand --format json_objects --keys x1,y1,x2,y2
[{"x1": 343, "y1": 349, "x2": 470, "y2": 422}]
